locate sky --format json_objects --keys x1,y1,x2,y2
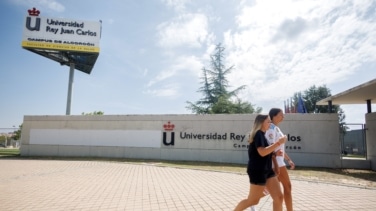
[{"x1": 1, "y1": 0, "x2": 376, "y2": 130}]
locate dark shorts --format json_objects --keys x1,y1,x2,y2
[{"x1": 247, "y1": 169, "x2": 276, "y2": 185}]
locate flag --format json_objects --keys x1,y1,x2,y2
[
  {"x1": 297, "y1": 96, "x2": 307, "y2": 113},
  {"x1": 284, "y1": 100, "x2": 287, "y2": 113},
  {"x1": 290, "y1": 97, "x2": 296, "y2": 113}
]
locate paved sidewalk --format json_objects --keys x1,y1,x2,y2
[{"x1": 1, "y1": 159, "x2": 375, "y2": 211}]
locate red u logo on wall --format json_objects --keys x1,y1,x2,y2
[
  {"x1": 26, "y1": 8, "x2": 41, "y2": 31},
  {"x1": 163, "y1": 121, "x2": 175, "y2": 146},
  {"x1": 26, "y1": 17, "x2": 40, "y2": 31}
]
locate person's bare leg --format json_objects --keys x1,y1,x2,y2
[
  {"x1": 248, "y1": 187, "x2": 269, "y2": 211},
  {"x1": 265, "y1": 176, "x2": 283, "y2": 211},
  {"x1": 278, "y1": 166, "x2": 293, "y2": 211},
  {"x1": 234, "y1": 184, "x2": 265, "y2": 211}
]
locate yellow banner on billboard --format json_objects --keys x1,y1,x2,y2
[{"x1": 22, "y1": 41, "x2": 100, "y2": 53}]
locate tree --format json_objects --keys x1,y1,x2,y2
[
  {"x1": 0, "y1": 135, "x2": 6, "y2": 145},
  {"x1": 12, "y1": 124, "x2": 22, "y2": 140},
  {"x1": 291, "y1": 85, "x2": 348, "y2": 133},
  {"x1": 81, "y1": 111, "x2": 104, "y2": 115},
  {"x1": 303, "y1": 85, "x2": 332, "y2": 113},
  {"x1": 186, "y1": 43, "x2": 261, "y2": 114}
]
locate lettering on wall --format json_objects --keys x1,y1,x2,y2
[
  {"x1": 161, "y1": 121, "x2": 251, "y2": 149},
  {"x1": 161, "y1": 121, "x2": 303, "y2": 150},
  {"x1": 286, "y1": 134, "x2": 302, "y2": 150}
]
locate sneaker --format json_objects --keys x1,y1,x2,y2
[{"x1": 250, "y1": 206, "x2": 257, "y2": 211}]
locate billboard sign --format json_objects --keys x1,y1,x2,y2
[{"x1": 22, "y1": 8, "x2": 101, "y2": 53}]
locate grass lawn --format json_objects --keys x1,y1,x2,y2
[{"x1": 0, "y1": 148, "x2": 20, "y2": 156}]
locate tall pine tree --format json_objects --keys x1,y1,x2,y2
[{"x1": 186, "y1": 43, "x2": 260, "y2": 114}]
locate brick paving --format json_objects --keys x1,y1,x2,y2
[{"x1": 1, "y1": 159, "x2": 375, "y2": 211}]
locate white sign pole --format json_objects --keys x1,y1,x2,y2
[{"x1": 66, "y1": 63, "x2": 75, "y2": 115}]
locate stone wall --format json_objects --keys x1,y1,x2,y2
[{"x1": 20, "y1": 114, "x2": 345, "y2": 168}]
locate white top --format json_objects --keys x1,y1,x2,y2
[{"x1": 265, "y1": 123, "x2": 286, "y2": 167}]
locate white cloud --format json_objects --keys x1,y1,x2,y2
[
  {"x1": 147, "y1": 68, "x2": 177, "y2": 88},
  {"x1": 147, "y1": 55, "x2": 203, "y2": 87},
  {"x1": 172, "y1": 55, "x2": 204, "y2": 76},
  {"x1": 13, "y1": 0, "x2": 65, "y2": 12},
  {"x1": 161, "y1": 0, "x2": 191, "y2": 12},
  {"x1": 5, "y1": 0, "x2": 375, "y2": 127},
  {"x1": 157, "y1": 13, "x2": 210, "y2": 48},
  {"x1": 144, "y1": 83, "x2": 180, "y2": 98},
  {"x1": 223, "y1": 0, "x2": 376, "y2": 107}
]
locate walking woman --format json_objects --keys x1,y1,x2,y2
[
  {"x1": 265, "y1": 108, "x2": 295, "y2": 211},
  {"x1": 234, "y1": 114, "x2": 287, "y2": 211}
]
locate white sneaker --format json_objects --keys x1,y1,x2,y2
[{"x1": 250, "y1": 206, "x2": 257, "y2": 211}]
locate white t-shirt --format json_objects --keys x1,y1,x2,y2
[{"x1": 265, "y1": 123, "x2": 286, "y2": 167}]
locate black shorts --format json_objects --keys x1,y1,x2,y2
[{"x1": 247, "y1": 169, "x2": 276, "y2": 185}]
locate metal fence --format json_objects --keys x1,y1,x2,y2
[{"x1": 341, "y1": 124, "x2": 367, "y2": 158}]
